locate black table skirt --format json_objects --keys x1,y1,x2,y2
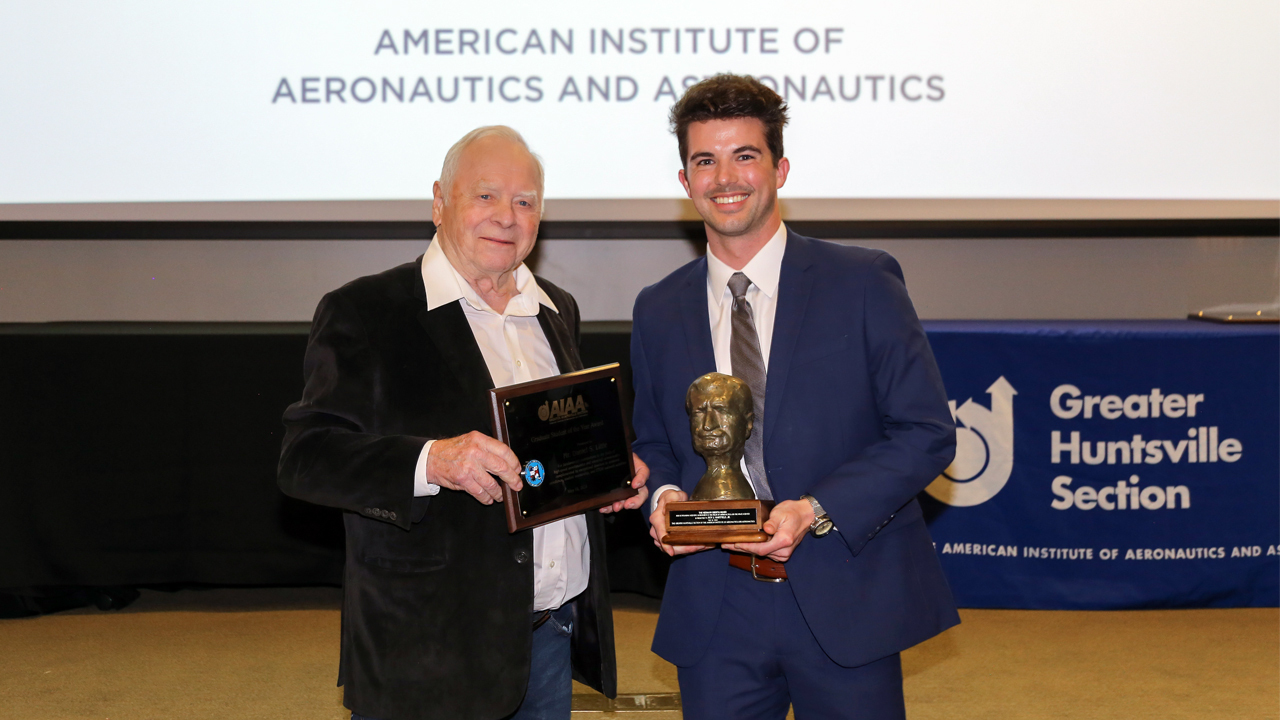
[{"x1": 0, "y1": 330, "x2": 670, "y2": 604}]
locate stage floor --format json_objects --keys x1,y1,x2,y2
[{"x1": 3, "y1": 587, "x2": 1275, "y2": 719}]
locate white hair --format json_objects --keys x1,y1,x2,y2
[{"x1": 438, "y1": 125, "x2": 545, "y2": 211}]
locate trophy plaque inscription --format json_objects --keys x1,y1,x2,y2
[{"x1": 661, "y1": 373, "x2": 773, "y2": 545}]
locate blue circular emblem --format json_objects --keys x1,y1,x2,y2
[{"x1": 524, "y1": 460, "x2": 546, "y2": 487}]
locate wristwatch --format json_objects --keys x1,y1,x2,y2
[{"x1": 801, "y1": 495, "x2": 835, "y2": 537}]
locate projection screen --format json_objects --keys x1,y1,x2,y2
[{"x1": 1, "y1": 0, "x2": 1276, "y2": 218}]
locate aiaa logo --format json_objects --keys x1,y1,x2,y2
[
  {"x1": 925, "y1": 377, "x2": 1017, "y2": 507},
  {"x1": 540, "y1": 395, "x2": 588, "y2": 422}
]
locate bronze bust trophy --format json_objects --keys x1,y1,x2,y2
[{"x1": 661, "y1": 373, "x2": 773, "y2": 544}]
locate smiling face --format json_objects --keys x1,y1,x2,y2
[
  {"x1": 687, "y1": 374, "x2": 754, "y2": 459},
  {"x1": 678, "y1": 117, "x2": 789, "y2": 250},
  {"x1": 431, "y1": 134, "x2": 542, "y2": 283}
]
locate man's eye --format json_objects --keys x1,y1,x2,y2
[
  {"x1": 479, "y1": 194, "x2": 491, "y2": 200},
  {"x1": 697, "y1": 158, "x2": 712, "y2": 166},
  {"x1": 738, "y1": 154, "x2": 755, "y2": 161},
  {"x1": 518, "y1": 200, "x2": 531, "y2": 207}
]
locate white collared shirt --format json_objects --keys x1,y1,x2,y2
[
  {"x1": 704, "y1": 222, "x2": 787, "y2": 376},
  {"x1": 414, "y1": 235, "x2": 589, "y2": 612},
  {"x1": 652, "y1": 222, "x2": 789, "y2": 511}
]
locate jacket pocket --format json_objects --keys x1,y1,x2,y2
[
  {"x1": 355, "y1": 517, "x2": 449, "y2": 573},
  {"x1": 358, "y1": 554, "x2": 448, "y2": 573}
]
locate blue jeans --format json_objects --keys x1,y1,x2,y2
[{"x1": 351, "y1": 602, "x2": 574, "y2": 720}]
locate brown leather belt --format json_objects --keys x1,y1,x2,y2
[
  {"x1": 728, "y1": 552, "x2": 788, "y2": 582},
  {"x1": 531, "y1": 609, "x2": 553, "y2": 630}
]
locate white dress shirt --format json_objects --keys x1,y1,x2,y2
[
  {"x1": 652, "y1": 222, "x2": 789, "y2": 511},
  {"x1": 413, "y1": 236, "x2": 589, "y2": 612}
]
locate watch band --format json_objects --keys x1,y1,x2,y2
[{"x1": 801, "y1": 494, "x2": 834, "y2": 537}]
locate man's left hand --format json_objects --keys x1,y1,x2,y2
[
  {"x1": 599, "y1": 453, "x2": 650, "y2": 514},
  {"x1": 725, "y1": 498, "x2": 815, "y2": 562}
]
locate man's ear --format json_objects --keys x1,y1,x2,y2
[
  {"x1": 678, "y1": 168, "x2": 693, "y2": 198},
  {"x1": 431, "y1": 181, "x2": 445, "y2": 226},
  {"x1": 775, "y1": 157, "x2": 790, "y2": 190}
]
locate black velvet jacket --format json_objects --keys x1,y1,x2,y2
[{"x1": 278, "y1": 257, "x2": 616, "y2": 720}]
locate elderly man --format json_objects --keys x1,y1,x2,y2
[{"x1": 279, "y1": 126, "x2": 649, "y2": 720}]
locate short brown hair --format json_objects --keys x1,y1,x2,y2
[{"x1": 669, "y1": 74, "x2": 789, "y2": 168}]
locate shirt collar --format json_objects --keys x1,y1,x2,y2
[
  {"x1": 706, "y1": 222, "x2": 788, "y2": 307},
  {"x1": 420, "y1": 233, "x2": 557, "y2": 317}
]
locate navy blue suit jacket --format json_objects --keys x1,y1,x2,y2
[{"x1": 630, "y1": 231, "x2": 960, "y2": 668}]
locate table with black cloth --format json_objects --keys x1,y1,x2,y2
[
  {"x1": 1, "y1": 321, "x2": 1274, "y2": 614},
  {"x1": 0, "y1": 328, "x2": 665, "y2": 615}
]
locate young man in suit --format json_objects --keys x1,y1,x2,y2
[
  {"x1": 279, "y1": 126, "x2": 649, "y2": 720},
  {"x1": 632, "y1": 74, "x2": 960, "y2": 719}
]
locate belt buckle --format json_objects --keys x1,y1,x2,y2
[{"x1": 750, "y1": 555, "x2": 785, "y2": 583}]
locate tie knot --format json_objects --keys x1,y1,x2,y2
[{"x1": 728, "y1": 272, "x2": 752, "y2": 300}]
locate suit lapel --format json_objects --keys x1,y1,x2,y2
[
  {"x1": 681, "y1": 259, "x2": 717, "y2": 378},
  {"x1": 537, "y1": 305, "x2": 582, "y2": 374},
  {"x1": 418, "y1": 302, "x2": 496, "y2": 394},
  {"x1": 764, "y1": 232, "x2": 815, "y2": 447},
  {"x1": 410, "y1": 256, "x2": 497, "y2": 395}
]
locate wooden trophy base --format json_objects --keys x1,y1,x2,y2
[{"x1": 661, "y1": 499, "x2": 773, "y2": 545}]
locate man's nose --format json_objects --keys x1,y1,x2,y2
[
  {"x1": 491, "y1": 201, "x2": 516, "y2": 227},
  {"x1": 714, "y1": 160, "x2": 738, "y2": 187}
]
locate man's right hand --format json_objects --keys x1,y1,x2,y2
[
  {"x1": 649, "y1": 489, "x2": 714, "y2": 557},
  {"x1": 425, "y1": 431, "x2": 523, "y2": 505}
]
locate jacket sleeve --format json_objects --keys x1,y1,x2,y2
[
  {"x1": 629, "y1": 290, "x2": 683, "y2": 523},
  {"x1": 277, "y1": 289, "x2": 427, "y2": 531},
  {"x1": 809, "y1": 252, "x2": 956, "y2": 555}
]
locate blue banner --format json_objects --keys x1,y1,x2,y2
[{"x1": 921, "y1": 321, "x2": 1279, "y2": 609}]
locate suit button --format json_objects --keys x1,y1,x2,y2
[
  {"x1": 388, "y1": 511, "x2": 397, "y2": 521},
  {"x1": 363, "y1": 508, "x2": 372, "y2": 516},
  {"x1": 514, "y1": 550, "x2": 530, "y2": 564}
]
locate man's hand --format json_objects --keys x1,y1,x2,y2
[
  {"x1": 648, "y1": 489, "x2": 714, "y2": 557},
  {"x1": 425, "y1": 431, "x2": 523, "y2": 505},
  {"x1": 725, "y1": 499, "x2": 816, "y2": 563},
  {"x1": 599, "y1": 453, "x2": 651, "y2": 514}
]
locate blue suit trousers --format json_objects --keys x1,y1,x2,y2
[{"x1": 677, "y1": 562, "x2": 906, "y2": 720}]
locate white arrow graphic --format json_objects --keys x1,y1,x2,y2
[{"x1": 925, "y1": 376, "x2": 1017, "y2": 507}]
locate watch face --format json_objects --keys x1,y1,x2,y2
[{"x1": 812, "y1": 518, "x2": 834, "y2": 537}]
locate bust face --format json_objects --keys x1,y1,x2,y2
[{"x1": 687, "y1": 375, "x2": 753, "y2": 459}]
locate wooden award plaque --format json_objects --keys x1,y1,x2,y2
[
  {"x1": 661, "y1": 499, "x2": 773, "y2": 545},
  {"x1": 490, "y1": 363, "x2": 638, "y2": 532}
]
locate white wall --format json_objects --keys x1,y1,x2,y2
[{"x1": 0, "y1": 236, "x2": 1274, "y2": 323}]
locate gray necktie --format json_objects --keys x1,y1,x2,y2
[{"x1": 727, "y1": 272, "x2": 773, "y2": 501}]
